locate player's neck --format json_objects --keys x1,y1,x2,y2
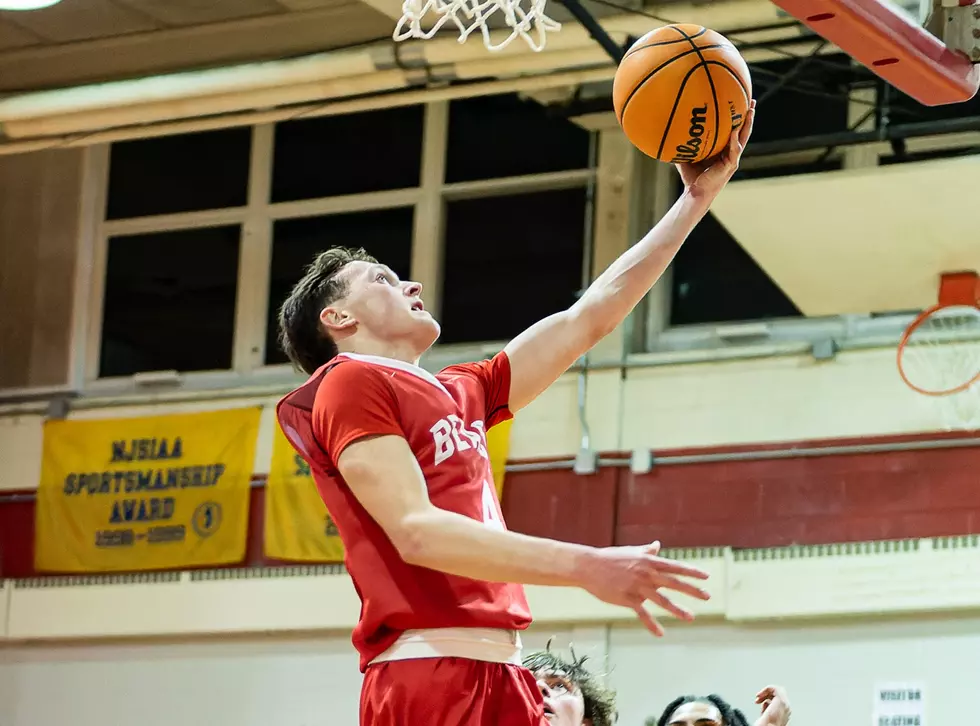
[{"x1": 339, "y1": 338, "x2": 422, "y2": 367}]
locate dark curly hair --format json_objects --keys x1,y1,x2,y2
[
  {"x1": 523, "y1": 645, "x2": 617, "y2": 726},
  {"x1": 648, "y1": 694, "x2": 750, "y2": 726}
]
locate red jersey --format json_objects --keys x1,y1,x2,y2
[{"x1": 276, "y1": 351, "x2": 532, "y2": 671}]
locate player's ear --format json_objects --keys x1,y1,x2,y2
[{"x1": 320, "y1": 305, "x2": 356, "y2": 333}]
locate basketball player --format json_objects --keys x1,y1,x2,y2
[
  {"x1": 655, "y1": 687, "x2": 791, "y2": 726},
  {"x1": 524, "y1": 647, "x2": 617, "y2": 726},
  {"x1": 276, "y1": 101, "x2": 756, "y2": 725}
]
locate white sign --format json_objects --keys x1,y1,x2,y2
[{"x1": 873, "y1": 682, "x2": 925, "y2": 726}]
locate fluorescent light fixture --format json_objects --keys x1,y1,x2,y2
[{"x1": 0, "y1": 0, "x2": 63, "y2": 9}]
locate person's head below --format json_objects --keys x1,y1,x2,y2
[
  {"x1": 652, "y1": 695, "x2": 750, "y2": 726},
  {"x1": 524, "y1": 648, "x2": 617, "y2": 726},
  {"x1": 277, "y1": 247, "x2": 440, "y2": 374}
]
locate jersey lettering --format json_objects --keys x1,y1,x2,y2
[
  {"x1": 430, "y1": 416, "x2": 489, "y2": 466},
  {"x1": 481, "y1": 480, "x2": 504, "y2": 530},
  {"x1": 430, "y1": 419, "x2": 454, "y2": 465}
]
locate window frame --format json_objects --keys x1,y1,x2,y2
[{"x1": 77, "y1": 98, "x2": 596, "y2": 396}]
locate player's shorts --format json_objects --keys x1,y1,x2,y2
[{"x1": 360, "y1": 628, "x2": 546, "y2": 726}]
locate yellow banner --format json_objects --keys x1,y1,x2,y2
[
  {"x1": 264, "y1": 416, "x2": 514, "y2": 562},
  {"x1": 263, "y1": 422, "x2": 345, "y2": 563},
  {"x1": 35, "y1": 407, "x2": 261, "y2": 573},
  {"x1": 488, "y1": 417, "x2": 513, "y2": 498}
]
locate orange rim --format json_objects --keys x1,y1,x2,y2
[{"x1": 896, "y1": 303, "x2": 980, "y2": 396}]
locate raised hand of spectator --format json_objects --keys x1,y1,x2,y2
[{"x1": 755, "y1": 685, "x2": 791, "y2": 726}]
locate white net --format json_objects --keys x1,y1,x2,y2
[
  {"x1": 393, "y1": 0, "x2": 561, "y2": 52},
  {"x1": 898, "y1": 305, "x2": 980, "y2": 431}
]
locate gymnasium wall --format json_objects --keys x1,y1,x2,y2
[
  {"x1": 0, "y1": 148, "x2": 85, "y2": 390},
  {"x1": 0, "y1": 345, "x2": 955, "y2": 492},
  {"x1": 1, "y1": 86, "x2": 978, "y2": 726},
  {"x1": 2, "y1": 599, "x2": 978, "y2": 726}
]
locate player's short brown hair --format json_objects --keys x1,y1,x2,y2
[{"x1": 277, "y1": 246, "x2": 377, "y2": 375}]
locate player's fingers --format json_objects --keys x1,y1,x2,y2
[
  {"x1": 646, "y1": 589, "x2": 696, "y2": 621},
  {"x1": 645, "y1": 540, "x2": 662, "y2": 556},
  {"x1": 740, "y1": 102, "x2": 757, "y2": 146},
  {"x1": 643, "y1": 555, "x2": 710, "y2": 580},
  {"x1": 634, "y1": 603, "x2": 665, "y2": 636},
  {"x1": 649, "y1": 572, "x2": 710, "y2": 601}
]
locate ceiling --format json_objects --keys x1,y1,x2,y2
[
  {"x1": 0, "y1": 0, "x2": 398, "y2": 92},
  {"x1": 0, "y1": 0, "x2": 654, "y2": 93}
]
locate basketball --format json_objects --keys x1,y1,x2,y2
[{"x1": 613, "y1": 24, "x2": 752, "y2": 164}]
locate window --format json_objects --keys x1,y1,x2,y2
[
  {"x1": 748, "y1": 54, "x2": 853, "y2": 144},
  {"x1": 440, "y1": 187, "x2": 589, "y2": 344},
  {"x1": 99, "y1": 226, "x2": 241, "y2": 377},
  {"x1": 264, "y1": 208, "x2": 415, "y2": 365},
  {"x1": 669, "y1": 212, "x2": 802, "y2": 325},
  {"x1": 446, "y1": 94, "x2": 591, "y2": 183},
  {"x1": 106, "y1": 128, "x2": 251, "y2": 219},
  {"x1": 271, "y1": 107, "x2": 424, "y2": 202}
]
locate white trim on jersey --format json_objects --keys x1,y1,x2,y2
[
  {"x1": 337, "y1": 352, "x2": 453, "y2": 399},
  {"x1": 369, "y1": 627, "x2": 523, "y2": 666}
]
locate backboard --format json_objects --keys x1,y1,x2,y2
[{"x1": 762, "y1": 0, "x2": 980, "y2": 105}]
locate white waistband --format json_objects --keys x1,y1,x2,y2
[{"x1": 369, "y1": 627, "x2": 524, "y2": 667}]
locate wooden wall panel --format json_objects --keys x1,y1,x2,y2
[{"x1": 0, "y1": 148, "x2": 83, "y2": 390}]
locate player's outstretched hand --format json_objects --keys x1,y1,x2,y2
[
  {"x1": 755, "y1": 685, "x2": 791, "y2": 726},
  {"x1": 675, "y1": 98, "x2": 756, "y2": 202},
  {"x1": 577, "y1": 540, "x2": 710, "y2": 636}
]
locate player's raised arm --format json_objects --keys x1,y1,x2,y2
[
  {"x1": 337, "y1": 432, "x2": 709, "y2": 635},
  {"x1": 504, "y1": 101, "x2": 756, "y2": 412}
]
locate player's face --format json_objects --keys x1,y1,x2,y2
[
  {"x1": 333, "y1": 260, "x2": 440, "y2": 352},
  {"x1": 536, "y1": 670, "x2": 587, "y2": 726},
  {"x1": 668, "y1": 701, "x2": 724, "y2": 726}
]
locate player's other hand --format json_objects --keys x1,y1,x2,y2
[
  {"x1": 755, "y1": 685, "x2": 791, "y2": 726},
  {"x1": 676, "y1": 98, "x2": 756, "y2": 202},
  {"x1": 577, "y1": 540, "x2": 710, "y2": 636}
]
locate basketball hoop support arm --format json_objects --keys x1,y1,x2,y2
[{"x1": 556, "y1": 0, "x2": 625, "y2": 63}]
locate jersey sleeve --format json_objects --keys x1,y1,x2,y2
[
  {"x1": 312, "y1": 362, "x2": 404, "y2": 467},
  {"x1": 440, "y1": 351, "x2": 513, "y2": 429}
]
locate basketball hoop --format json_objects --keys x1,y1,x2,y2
[
  {"x1": 392, "y1": 0, "x2": 561, "y2": 52},
  {"x1": 897, "y1": 272, "x2": 980, "y2": 430}
]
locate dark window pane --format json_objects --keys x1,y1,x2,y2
[
  {"x1": 749, "y1": 54, "x2": 853, "y2": 144},
  {"x1": 441, "y1": 188, "x2": 587, "y2": 343},
  {"x1": 885, "y1": 80, "x2": 980, "y2": 123},
  {"x1": 100, "y1": 226, "x2": 241, "y2": 377},
  {"x1": 670, "y1": 212, "x2": 801, "y2": 325},
  {"x1": 265, "y1": 208, "x2": 415, "y2": 365},
  {"x1": 446, "y1": 94, "x2": 590, "y2": 183},
  {"x1": 271, "y1": 107, "x2": 423, "y2": 202},
  {"x1": 106, "y1": 129, "x2": 251, "y2": 220}
]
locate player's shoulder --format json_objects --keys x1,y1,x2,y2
[
  {"x1": 436, "y1": 359, "x2": 485, "y2": 388},
  {"x1": 313, "y1": 355, "x2": 396, "y2": 403},
  {"x1": 437, "y1": 352, "x2": 509, "y2": 387}
]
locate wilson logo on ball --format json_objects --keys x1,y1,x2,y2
[
  {"x1": 729, "y1": 101, "x2": 743, "y2": 130},
  {"x1": 672, "y1": 105, "x2": 708, "y2": 162}
]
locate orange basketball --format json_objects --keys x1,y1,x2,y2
[{"x1": 613, "y1": 24, "x2": 752, "y2": 164}]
